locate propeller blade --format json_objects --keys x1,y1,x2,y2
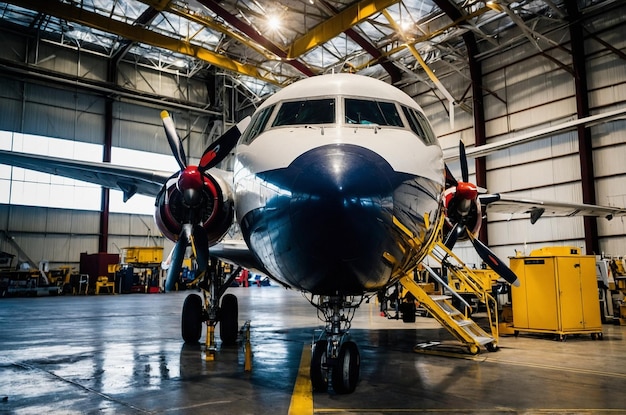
[
  {"x1": 199, "y1": 116, "x2": 251, "y2": 172},
  {"x1": 467, "y1": 230, "x2": 520, "y2": 287},
  {"x1": 165, "y1": 231, "x2": 189, "y2": 292},
  {"x1": 192, "y1": 225, "x2": 209, "y2": 276},
  {"x1": 445, "y1": 164, "x2": 458, "y2": 188},
  {"x1": 161, "y1": 111, "x2": 187, "y2": 170},
  {"x1": 444, "y1": 222, "x2": 461, "y2": 250},
  {"x1": 459, "y1": 141, "x2": 469, "y2": 183}
]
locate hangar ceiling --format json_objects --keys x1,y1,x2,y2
[
  {"x1": 0, "y1": 0, "x2": 616, "y2": 103},
  {"x1": 0, "y1": 0, "x2": 620, "y2": 118}
]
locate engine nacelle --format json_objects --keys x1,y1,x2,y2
[
  {"x1": 443, "y1": 185, "x2": 482, "y2": 240},
  {"x1": 155, "y1": 170, "x2": 234, "y2": 245}
]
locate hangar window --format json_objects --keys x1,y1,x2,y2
[
  {"x1": 240, "y1": 104, "x2": 275, "y2": 144},
  {"x1": 0, "y1": 131, "x2": 102, "y2": 210},
  {"x1": 345, "y1": 98, "x2": 403, "y2": 127},
  {"x1": 109, "y1": 147, "x2": 179, "y2": 215},
  {"x1": 402, "y1": 106, "x2": 437, "y2": 145},
  {"x1": 0, "y1": 130, "x2": 179, "y2": 215},
  {"x1": 272, "y1": 98, "x2": 335, "y2": 126}
]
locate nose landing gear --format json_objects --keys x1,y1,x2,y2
[{"x1": 308, "y1": 295, "x2": 362, "y2": 394}]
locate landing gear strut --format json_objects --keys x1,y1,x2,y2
[
  {"x1": 181, "y1": 259, "x2": 240, "y2": 355},
  {"x1": 308, "y1": 295, "x2": 362, "y2": 394}
]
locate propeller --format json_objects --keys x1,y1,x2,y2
[
  {"x1": 443, "y1": 141, "x2": 478, "y2": 250},
  {"x1": 445, "y1": 164, "x2": 458, "y2": 188},
  {"x1": 444, "y1": 140, "x2": 520, "y2": 287},
  {"x1": 161, "y1": 111, "x2": 187, "y2": 170},
  {"x1": 161, "y1": 111, "x2": 249, "y2": 172},
  {"x1": 459, "y1": 138, "x2": 469, "y2": 182},
  {"x1": 198, "y1": 122, "x2": 246, "y2": 172},
  {"x1": 165, "y1": 226, "x2": 190, "y2": 292},
  {"x1": 159, "y1": 112, "x2": 249, "y2": 292},
  {"x1": 192, "y1": 224, "x2": 209, "y2": 277},
  {"x1": 467, "y1": 230, "x2": 520, "y2": 287},
  {"x1": 443, "y1": 222, "x2": 460, "y2": 250}
]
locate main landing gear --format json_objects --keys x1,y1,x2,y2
[
  {"x1": 308, "y1": 295, "x2": 363, "y2": 394},
  {"x1": 181, "y1": 259, "x2": 241, "y2": 356}
]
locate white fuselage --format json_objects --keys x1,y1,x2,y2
[{"x1": 233, "y1": 74, "x2": 445, "y2": 294}]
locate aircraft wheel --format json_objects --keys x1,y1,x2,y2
[
  {"x1": 332, "y1": 341, "x2": 360, "y2": 394},
  {"x1": 220, "y1": 293, "x2": 239, "y2": 345},
  {"x1": 310, "y1": 340, "x2": 329, "y2": 392},
  {"x1": 181, "y1": 294, "x2": 203, "y2": 343}
]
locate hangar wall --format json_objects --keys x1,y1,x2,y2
[
  {"x1": 407, "y1": 4, "x2": 626, "y2": 266},
  {"x1": 0, "y1": 27, "x2": 217, "y2": 269},
  {"x1": 0, "y1": 5, "x2": 625, "y2": 271},
  {"x1": 0, "y1": 205, "x2": 167, "y2": 269}
]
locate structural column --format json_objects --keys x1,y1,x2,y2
[
  {"x1": 566, "y1": 2, "x2": 599, "y2": 255},
  {"x1": 99, "y1": 98, "x2": 113, "y2": 253},
  {"x1": 433, "y1": 0, "x2": 489, "y2": 245},
  {"x1": 464, "y1": 33, "x2": 488, "y2": 245}
]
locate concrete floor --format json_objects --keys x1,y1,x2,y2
[{"x1": 1, "y1": 286, "x2": 625, "y2": 415}]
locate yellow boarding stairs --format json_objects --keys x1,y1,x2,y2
[{"x1": 398, "y1": 240, "x2": 499, "y2": 355}]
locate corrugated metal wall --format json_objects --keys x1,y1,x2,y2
[
  {"x1": 0, "y1": 29, "x2": 207, "y2": 269},
  {"x1": 0, "y1": 205, "x2": 172, "y2": 269},
  {"x1": 0, "y1": 5, "x2": 624, "y2": 271},
  {"x1": 412, "y1": 4, "x2": 626, "y2": 264}
]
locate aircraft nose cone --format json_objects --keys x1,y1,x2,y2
[{"x1": 288, "y1": 144, "x2": 395, "y2": 261}]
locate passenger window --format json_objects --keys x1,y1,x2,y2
[
  {"x1": 240, "y1": 105, "x2": 275, "y2": 144},
  {"x1": 402, "y1": 106, "x2": 437, "y2": 144},
  {"x1": 272, "y1": 98, "x2": 335, "y2": 126},
  {"x1": 345, "y1": 98, "x2": 403, "y2": 127}
]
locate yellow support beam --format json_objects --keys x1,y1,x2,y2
[
  {"x1": 361, "y1": 6, "x2": 494, "y2": 72},
  {"x1": 382, "y1": 9, "x2": 457, "y2": 127},
  {"x1": 287, "y1": 0, "x2": 400, "y2": 59},
  {"x1": 7, "y1": 0, "x2": 280, "y2": 85},
  {"x1": 138, "y1": 0, "x2": 277, "y2": 61}
]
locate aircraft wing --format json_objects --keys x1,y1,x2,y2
[
  {"x1": 480, "y1": 193, "x2": 626, "y2": 223},
  {"x1": 209, "y1": 239, "x2": 271, "y2": 277},
  {"x1": 0, "y1": 149, "x2": 172, "y2": 199}
]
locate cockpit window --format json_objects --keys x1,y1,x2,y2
[
  {"x1": 272, "y1": 98, "x2": 335, "y2": 126},
  {"x1": 402, "y1": 106, "x2": 437, "y2": 145},
  {"x1": 345, "y1": 98, "x2": 403, "y2": 127},
  {"x1": 240, "y1": 104, "x2": 275, "y2": 144}
]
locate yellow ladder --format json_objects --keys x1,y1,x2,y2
[
  {"x1": 399, "y1": 275, "x2": 497, "y2": 354},
  {"x1": 428, "y1": 241, "x2": 499, "y2": 342}
]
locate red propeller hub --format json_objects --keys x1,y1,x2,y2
[
  {"x1": 177, "y1": 166, "x2": 204, "y2": 206},
  {"x1": 456, "y1": 181, "x2": 478, "y2": 201}
]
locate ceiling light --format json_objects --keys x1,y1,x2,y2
[
  {"x1": 268, "y1": 15, "x2": 281, "y2": 30},
  {"x1": 486, "y1": 1, "x2": 504, "y2": 12},
  {"x1": 400, "y1": 19, "x2": 412, "y2": 32}
]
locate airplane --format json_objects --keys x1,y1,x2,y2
[{"x1": 1, "y1": 73, "x2": 626, "y2": 394}]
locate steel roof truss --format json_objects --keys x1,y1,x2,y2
[{"x1": 6, "y1": 0, "x2": 279, "y2": 84}]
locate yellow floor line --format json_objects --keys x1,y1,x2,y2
[
  {"x1": 288, "y1": 344, "x2": 313, "y2": 415},
  {"x1": 314, "y1": 409, "x2": 626, "y2": 414}
]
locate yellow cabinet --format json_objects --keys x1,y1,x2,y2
[
  {"x1": 122, "y1": 247, "x2": 163, "y2": 265},
  {"x1": 510, "y1": 247, "x2": 602, "y2": 339}
]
